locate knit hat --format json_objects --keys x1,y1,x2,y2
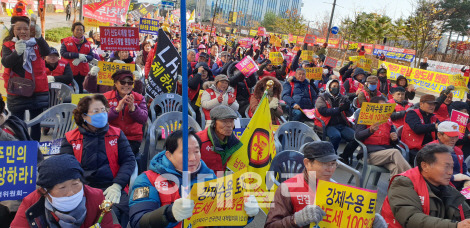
[
  {"x1": 303, "y1": 141, "x2": 339, "y2": 162},
  {"x1": 199, "y1": 52, "x2": 209, "y2": 60},
  {"x1": 214, "y1": 74, "x2": 229, "y2": 84},
  {"x1": 36, "y1": 154, "x2": 84, "y2": 189},
  {"x1": 210, "y1": 105, "x2": 238, "y2": 120},
  {"x1": 353, "y1": 68, "x2": 365, "y2": 77},
  {"x1": 366, "y1": 76, "x2": 378, "y2": 84}
]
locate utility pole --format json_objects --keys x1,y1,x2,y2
[
  {"x1": 209, "y1": 0, "x2": 219, "y2": 41},
  {"x1": 325, "y1": 0, "x2": 336, "y2": 43}
]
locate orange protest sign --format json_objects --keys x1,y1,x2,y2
[{"x1": 305, "y1": 67, "x2": 322, "y2": 80}]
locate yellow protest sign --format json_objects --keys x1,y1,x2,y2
[
  {"x1": 377, "y1": 61, "x2": 412, "y2": 80},
  {"x1": 301, "y1": 51, "x2": 314, "y2": 61},
  {"x1": 249, "y1": 30, "x2": 257, "y2": 36},
  {"x1": 97, "y1": 61, "x2": 135, "y2": 86},
  {"x1": 313, "y1": 180, "x2": 378, "y2": 228},
  {"x1": 195, "y1": 90, "x2": 204, "y2": 107},
  {"x1": 225, "y1": 27, "x2": 231, "y2": 33},
  {"x1": 84, "y1": 17, "x2": 110, "y2": 28},
  {"x1": 217, "y1": 36, "x2": 227, "y2": 45},
  {"x1": 347, "y1": 42, "x2": 358, "y2": 50},
  {"x1": 349, "y1": 56, "x2": 372, "y2": 72},
  {"x1": 357, "y1": 102, "x2": 396, "y2": 125},
  {"x1": 184, "y1": 169, "x2": 249, "y2": 228},
  {"x1": 272, "y1": 36, "x2": 282, "y2": 47},
  {"x1": 269, "y1": 52, "x2": 284, "y2": 65},
  {"x1": 305, "y1": 67, "x2": 323, "y2": 80},
  {"x1": 71, "y1": 94, "x2": 94, "y2": 105}
]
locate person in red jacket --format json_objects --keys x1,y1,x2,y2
[
  {"x1": 388, "y1": 87, "x2": 413, "y2": 128},
  {"x1": 11, "y1": 154, "x2": 114, "y2": 228},
  {"x1": 103, "y1": 70, "x2": 148, "y2": 156},
  {"x1": 44, "y1": 47, "x2": 73, "y2": 85},
  {"x1": 60, "y1": 22, "x2": 94, "y2": 93},
  {"x1": 2, "y1": 16, "x2": 50, "y2": 141},
  {"x1": 434, "y1": 85, "x2": 455, "y2": 122},
  {"x1": 355, "y1": 96, "x2": 411, "y2": 176}
]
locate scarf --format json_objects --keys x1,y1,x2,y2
[
  {"x1": 72, "y1": 36, "x2": 85, "y2": 45},
  {"x1": 207, "y1": 126, "x2": 242, "y2": 164},
  {"x1": 44, "y1": 196, "x2": 87, "y2": 228},
  {"x1": 23, "y1": 38, "x2": 37, "y2": 74}
]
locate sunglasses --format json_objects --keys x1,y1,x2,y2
[{"x1": 119, "y1": 80, "x2": 134, "y2": 86}]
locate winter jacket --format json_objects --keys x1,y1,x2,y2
[
  {"x1": 315, "y1": 89, "x2": 352, "y2": 127},
  {"x1": 357, "y1": 87, "x2": 381, "y2": 108},
  {"x1": 200, "y1": 81, "x2": 239, "y2": 126},
  {"x1": 229, "y1": 70, "x2": 257, "y2": 112},
  {"x1": 355, "y1": 121, "x2": 396, "y2": 153},
  {"x1": 10, "y1": 185, "x2": 114, "y2": 228},
  {"x1": 60, "y1": 37, "x2": 94, "y2": 76},
  {"x1": 403, "y1": 109, "x2": 438, "y2": 150},
  {"x1": 128, "y1": 151, "x2": 216, "y2": 228},
  {"x1": 256, "y1": 61, "x2": 286, "y2": 81},
  {"x1": 389, "y1": 99, "x2": 413, "y2": 128},
  {"x1": 281, "y1": 77, "x2": 317, "y2": 109},
  {"x1": 60, "y1": 124, "x2": 136, "y2": 189},
  {"x1": 395, "y1": 75, "x2": 415, "y2": 100},
  {"x1": 45, "y1": 59, "x2": 73, "y2": 85},
  {"x1": 249, "y1": 76, "x2": 283, "y2": 124}
]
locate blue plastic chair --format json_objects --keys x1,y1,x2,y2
[
  {"x1": 275, "y1": 121, "x2": 321, "y2": 151},
  {"x1": 267, "y1": 150, "x2": 305, "y2": 188},
  {"x1": 148, "y1": 93, "x2": 196, "y2": 121},
  {"x1": 26, "y1": 103, "x2": 77, "y2": 140}
]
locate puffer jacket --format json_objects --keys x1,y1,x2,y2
[
  {"x1": 200, "y1": 81, "x2": 239, "y2": 126},
  {"x1": 281, "y1": 77, "x2": 317, "y2": 109}
]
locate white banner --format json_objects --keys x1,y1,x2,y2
[{"x1": 414, "y1": 59, "x2": 465, "y2": 75}]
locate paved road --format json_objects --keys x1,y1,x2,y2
[{"x1": 0, "y1": 13, "x2": 72, "y2": 29}]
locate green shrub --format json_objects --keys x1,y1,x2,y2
[{"x1": 45, "y1": 27, "x2": 72, "y2": 42}]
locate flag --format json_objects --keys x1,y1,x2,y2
[
  {"x1": 169, "y1": 14, "x2": 174, "y2": 24},
  {"x1": 189, "y1": 10, "x2": 195, "y2": 22},
  {"x1": 227, "y1": 90, "x2": 277, "y2": 214}
]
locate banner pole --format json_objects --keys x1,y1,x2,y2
[{"x1": 180, "y1": 0, "x2": 189, "y2": 199}]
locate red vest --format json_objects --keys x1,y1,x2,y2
[
  {"x1": 65, "y1": 126, "x2": 121, "y2": 177},
  {"x1": 61, "y1": 37, "x2": 91, "y2": 76},
  {"x1": 364, "y1": 119, "x2": 392, "y2": 145},
  {"x1": 144, "y1": 170, "x2": 182, "y2": 228},
  {"x1": 346, "y1": 78, "x2": 361, "y2": 93},
  {"x1": 357, "y1": 89, "x2": 382, "y2": 108},
  {"x1": 202, "y1": 88, "x2": 236, "y2": 120},
  {"x1": 46, "y1": 59, "x2": 67, "y2": 76},
  {"x1": 284, "y1": 173, "x2": 315, "y2": 213},
  {"x1": 103, "y1": 91, "x2": 144, "y2": 141},
  {"x1": 2, "y1": 41, "x2": 48, "y2": 95},
  {"x1": 259, "y1": 70, "x2": 277, "y2": 80},
  {"x1": 321, "y1": 83, "x2": 345, "y2": 95},
  {"x1": 387, "y1": 99, "x2": 412, "y2": 128},
  {"x1": 381, "y1": 167, "x2": 464, "y2": 228},
  {"x1": 401, "y1": 109, "x2": 437, "y2": 150},
  {"x1": 378, "y1": 79, "x2": 391, "y2": 98},
  {"x1": 434, "y1": 103, "x2": 450, "y2": 122},
  {"x1": 196, "y1": 128, "x2": 227, "y2": 173},
  {"x1": 428, "y1": 140, "x2": 464, "y2": 173}
]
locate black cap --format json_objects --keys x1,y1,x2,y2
[
  {"x1": 36, "y1": 154, "x2": 84, "y2": 189},
  {"x1": 49, "y1": 47, "x2": 59, "y2": 56},
  {"x1": 302, "y1": 141, "x2": 338, "y2": 162}
]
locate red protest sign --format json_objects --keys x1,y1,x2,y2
[
  {"x1": 100, "y1": 26, "x2": 140, "y2": 51},
  {"x1": 324, "y1": 56, "x2": 338, "y2": 68},
  {"x1": 83, "y1": 0, "x2": 130, "y2": 25},
  {"x1": 305, "y1": 34, "x2": 316, "y2": 44},
  {"x1": 239, "y1": 38, "x2": 253, "y2": 48},
  {"x1": 257, "y1": 27, "x2": 266, "y2": 36}
]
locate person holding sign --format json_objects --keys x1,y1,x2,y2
[
  {"x1": 343, "y1": 67, "x2": 366, "y2": 102},
  {"x1": 257, "y1": 58, "x2": 287, "y2": 81},
  {"x1": 60, "y1": 94, "x2": 136, "y2": 226},
  {"x1": 434, "y1": 86, "x2": 455, "y2": 122},
  {"x1": 426, "y1": 121, "x2": 470, "y2": 191},
  {"x1": 388, "y1": 87, "x2": 413, "y2": 128},
  {"x1": 453, "y1": 102, "x2": 470, "y2": 158},
  {"x1": 357, "y1": 76, "x2": 382, "y2": 108},
  {"x1": 44, "y1": 47, "x2": 73, "y2": 85},
  {"x1": 265, "y1": 141, "x2": 387, "y2": 228},
  {"x1": 381, "y1": 144, "x2": 470, "y2": 228},
  {"x1": 282, "y1": 68, "x2": 317, "y2": 121},
  {"x1": 355, "y1": 96, "x2": 411, "y2": 176},
  {"x1": 11, "y1": 154, "x2": 114, "y2": 228},
  {"x1": 201, "y1": 75, "x2": 239, "y2": 127},
  {"x1": 402, "y1": 94, "x2": 439, "y2": 165},
  {"x1": 60, "y1": 22, "x2": 94, "y2": 93}
]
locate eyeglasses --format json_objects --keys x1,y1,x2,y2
[{"x1": 119, "y1": 80, "x2": 134, "y2": 86}]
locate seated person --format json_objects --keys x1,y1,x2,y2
[
  {"x1": 189, "y1": 62, "x2": 214, "y2": 123},
  {"x1": 377, "y1": 67, "x2": 391, "y2": 97},
  {"x1": 434, "y1": 86, "x2": 455, "y2": 122},
  {"x1": 256, "y1": 59, "x2": 287, "y2": 81},
  {"x1": 453, "y1": 102, "x2": 470, "y2": 158},
  {"x1": 388, "y1": 87, "x2": 413, "y2": 128},
  {"x1": 357, "y1": 76, "x2": 381, "y2": 108},
  {"x1": 45, "y1": 47, "x2": 73, "y2": 85},
  {"x1": 282, "y1": 68, "x2": 317, "y2": 121},
  {"x1": 249, "y1": 76, "x2": 283, "y2": 124},
  {"x1": 343, "y1": 67, "x2": 366, "y2": 101},
  {"x1": 402, "y1": 94, "x2": 439, "y2": 164},
  {"x1": 200, "y1": 75, "x2": 239, "y2": 127},
  {"x1": 394, "y1": 75, "x2": 415, "y2": 101},
  {"x1": 427, "y1": 121, "x2": 470, "y2": 190},
  {"x1": 381, "y1": 144, "x2": 470, "y2": 227},
  {"x1": 196, "y1": 105, "x2": 243, "y2": 176},
  {"x1": 265, "y1": 141, "x2": 386, "y2": 228},
  {"x1": 11, "y1": 154, "x2": 113, "y2": 227},
  {"x1": 129, "y1": 130, "x2": 259, "y2": 228},
  {"x1": 355, "y1": 96, "x2": 411, "y2": 176}
]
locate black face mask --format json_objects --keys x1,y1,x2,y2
[{"x1": 331, "y1": 87, "x2": 339, "y2": 96}]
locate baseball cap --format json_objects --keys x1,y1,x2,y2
[
  {"x1": 438, "y1": 121, "x2": 461, "y2": 137},
  {"x1": 49, "y1": 47, "x2": 59, "y2": 56},
  {"x1": 302, "y1": 141, "x2": 339, "y2": 162}
]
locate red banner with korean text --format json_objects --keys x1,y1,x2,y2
[
  {"x1": 83, "y1": 0, "x2": 130, "y2": 25},
  {"x1": 316, "y1": 37, "x2": 340, "y2": 48}
]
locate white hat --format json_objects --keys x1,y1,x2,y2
[{"x1": 438, "y1": 121, "x2": 460, "y2": 137}]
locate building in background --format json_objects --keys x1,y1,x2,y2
[{"x1": 196, "y1": 0, "x2": 303, "y2": 26}]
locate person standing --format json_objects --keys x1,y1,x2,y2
[{"x1": 65, "y1": 2, "x2": 72, "y2": 21}]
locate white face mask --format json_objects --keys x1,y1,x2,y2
[
  {"x1": 323, "y1": 69, "x2": 329, "y2": 75},
  {"x1": 47, "y1": 186, "x2": 84, "y2": 212}
]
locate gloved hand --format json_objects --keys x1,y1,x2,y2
[
  {"x1": 103, "y1": 183, "x2": 122, "y2": 204},
  {"x1": 15, "y1": 40, "x2": 26, "y2": 55},
  {"x1": 78, "y1": 54, "x2": 87, "y2": 62},
  {"x1": 90, "y1": 58, "x2": 99, "y2": 65},
  {"x1": 444, "y1": 85, "x2": 455, "y2": 95},
  {"x1": 113, "y1": 60, "x2": 125, "y2": 64},
  {"x1": 171, "y1": 198, "x2": 195, "y2": 222},
  {"x1": 294, "y1": 205, "x2": 326, "y2": 227},
  {"x1": 47, "y1": 76, "x2": 55, "y2": 83},
  {"x1": 72, "y1": 58, "x2": 81, "y2": 66},
  {"x1": 89, "y1": 66, "x2": 100, "y2": 76},
  {"x1": 372, "y1": 213, "x2": 387, "y2": 228},
  {"x1": 244, "y1": 195, "x2": 260, "y2": 217},
  {"x1": 133, "y1": 71, "x2": 141, "y2": 80},
  {"x1": 217, "y1": 94, "x2": 223, "y2": 103},
  {"x1": 269, "y1": 97, "x2": 279, "y2": 109},
  {"x1": 34, "y1": 24, "x2": 42, "y2": 38}
]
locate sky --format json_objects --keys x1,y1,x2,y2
[{"x1": 301, "y1": 0, "x2": 415, "y2": 26}]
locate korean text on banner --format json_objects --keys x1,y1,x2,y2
[
  {"x1": 84, "y1": 17, "x2": 110, "y2": 28},
  {"x1": 100, "y1": 26, "x2": 140, "y2": 51},
  {"x1": 304, "y1": 34, "x2": 316, "y2": 44},
  {"x1": 297, "y1": 36, "x2": 305, "y2": 44},
  {"x1": 312, "y1": 180, "x2": 377, "y2": 228},
  {"x1": 139, "y1": 18, "x2": 159, "y2": 35},
  {"x1": 83, "y1": 0, "x2": 130, "y2": 25},
  {"x1": 305, "y1": 67, "x2": 323, "y2": 80},
  {"x1": 349, "y1": 56, "x2": 372, "y2": 72},
  {"x1": 227, "y1": 93, "x2": 277, "y2": 215},
  {"x1": 0, "y1": 141, "x2": 38, "y2": 201},
  {"x1": 451, "y1": 110, "x2": 469, "y2": 139},
  {"x1": 461, "y1": 186, "x2": 470, "y2": 199},
  {"x1": 183, "y1": 169, "x2": 249, "y2": 228},
  {"x1": 357, "y1": 102, "x2": 396, "y2": 125},
  {"x1": 301, "y1": 51, "x2": 314, "y2": 61},
  {"x1": 249, "y1": 30, "x2": 257, "y2": 36},
  {"x1": 39, "y1": 138, "x2": 63, "y2": 155},
  {"x1": 217, "y1": 37, "x2": 227, "y2": 45},
  {"x1": 146, "y1": 29, "x2": 181, "y2": 99},
  {"x1": 239, "y1": 38, "x2": 253, "y2": 48},
  {"x1": 235, "y1": 56, "x2": 258, "y2": 77},
  {"x1": 97, "y1": 61, "x2": 135, "y2": 86},
  {"x1": 129, "y1": 3, "x2": 154, "y2": 19},
  {"x1": 378, "y1": 61, "x2": 412, "y2": 80},
  {"x1": 324, "y1": 57, "x2": 338, "y2": 68},
  {"x1": 258, "y1": 27, "x2": 266, "y2": 36},
  {"x1": 269, "y1": 52, "x2": 284, "y2": 65}
]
